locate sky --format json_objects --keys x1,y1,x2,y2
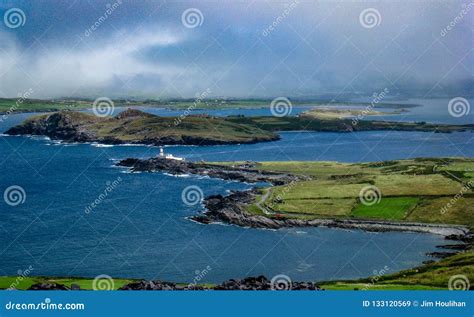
[{"x1": 0, "y1": 0, "x2": 472, "y2": 99}]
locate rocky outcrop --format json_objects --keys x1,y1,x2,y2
[
  {"x1": 6, "y1": 112, "x2": 96, "y2": 143},
  {"x1": 117, "y1": 158, "x2": 301, "y2": 185},
  {"x1": 28, "y1": 283, "x2": 70, "y2": 290},
  {"x1": 5, "y1": 109, "x2": 280, "y2": 146},
  {"x1": 118, "y1": 276, "x2": 323, "y2": 291}
]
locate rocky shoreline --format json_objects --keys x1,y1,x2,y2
[
  {"x1": 5, "y1": 110, "x2": 280, "y2": 146},
  {"x1": 117, "y1": 157, "x2": 471, "y2": 240},
  {"x1": 26, "y1": 275, "x2": 323, "y2": 291},
  {"x1": 192, "y1": 189, "x2": 471, "y2": 238},
  {"x1": 117, "y1": 157, "x2": 302, "y2": 185}
]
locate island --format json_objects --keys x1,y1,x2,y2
[{"x1": 5, "y1": 109, "x2": 474, "y2": 146}]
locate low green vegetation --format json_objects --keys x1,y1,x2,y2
[
  {"x1": 302, "y1": 108, "x2": 402, "y2": 120},
  {"x1": 321, "y1": 251, "x2": 474, "y2": 290},
  {"x1": 6, "y1": 109, "x2": 278, "y2": 145},
  {"x1": 0, "y1": 98, "x2": 88, "y2": 113},
  {"x1": 246, "y1": 158, "x2": 474, "y2": 229},
  {"x1": 351, "y1": 197, "x2": 419, "y2": 220},
  {"x1": 0, "y1": 276, "x2": 135, "y2": 290}
]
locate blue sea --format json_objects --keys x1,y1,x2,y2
[{"x1": 0, "y1": 98, "x2": 472, "y2": 283}]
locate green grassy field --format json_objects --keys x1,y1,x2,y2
[
  {"x1": 0, "y1": 276, "x2": 135, "y2": 290},
  {"x1": 321, "y1": 251, "x2": 474, "y2": 290},
  {"x1": 351, "y1": 197, "x2": 419, "y2": 220},
  {"x1": 246, "y1": 158, "x2": 474, "y2": 229}
]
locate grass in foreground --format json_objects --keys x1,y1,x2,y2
[{"x1": 321, "y1": 251, "x2": 474, "y2": 290}]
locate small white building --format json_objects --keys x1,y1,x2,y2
[{"x1": 158, "y1": 147, "x2": 185, "y2": 161}]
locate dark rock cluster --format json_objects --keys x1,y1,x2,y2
[
  {"x1": 117, "y1": 157, "x2": 299, "y2": 185},
  {"x1": 213, "y1": 275, "x2": 322, "y2": 290},
  {"x1": 119, "y1": 280, "x2": 203, "y2": 291},
  {"x1": 28, "y1": 283, "x2": 71, "y2": 290}
]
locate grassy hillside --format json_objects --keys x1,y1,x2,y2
[
  {"x1": 6, "y1": 109, "x2": 278, "y2": 145},
  {"x1": 321, "y1": 251, "x2": 474, "y2": 290}
]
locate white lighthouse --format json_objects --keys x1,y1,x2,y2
[{"x1": 158, "y1": 146, "x2": 184, "y2": 161}]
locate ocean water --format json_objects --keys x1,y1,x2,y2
[{"x1": 0, "y1": 99, "x2": 471, "y2": 283}]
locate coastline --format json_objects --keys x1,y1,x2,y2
[{"x1": 117, "y1": 157, "x2": 471, "y2": 238}]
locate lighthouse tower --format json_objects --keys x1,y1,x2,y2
[{"x1": 159, "y1": 146, "x2": 165, "y2": 157}]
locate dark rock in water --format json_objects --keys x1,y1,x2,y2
[
  {"x1": 427, "y1": 251, "x2": 457, "y2": 259},
  {"x1": 28, "y1": 283, "x2": 70, "y2": 290}
]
